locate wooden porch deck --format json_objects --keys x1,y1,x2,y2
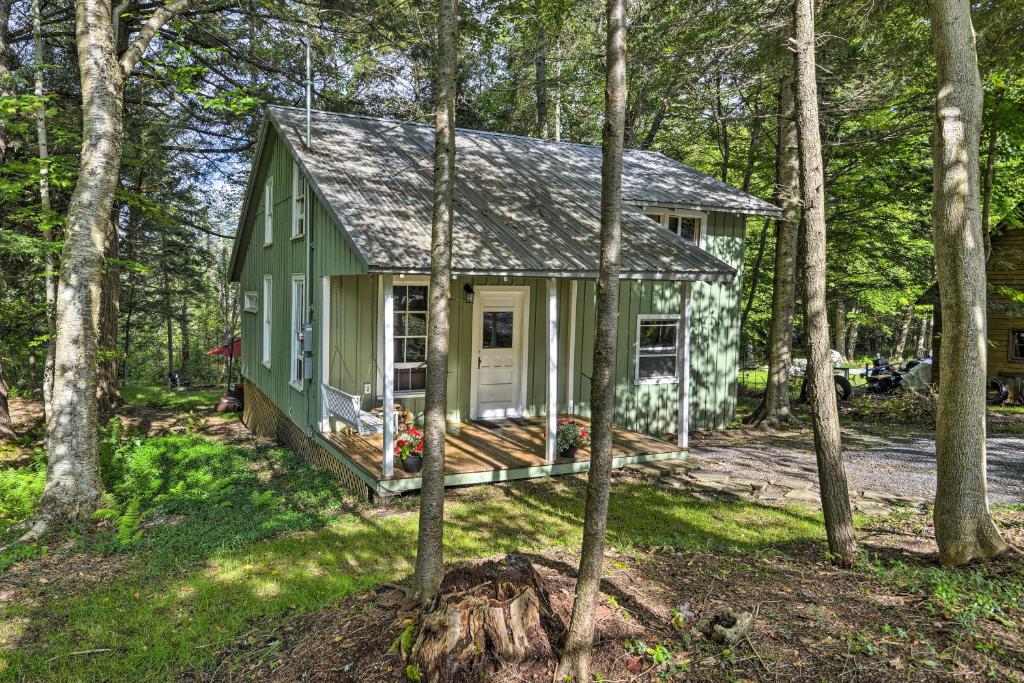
[{"x1": 320, "y1": 417, "x2": 684, "y2": 495}]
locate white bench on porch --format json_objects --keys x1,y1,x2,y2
[{"x1": 322, "y1": 383, "x2": 386, "y2": 436}]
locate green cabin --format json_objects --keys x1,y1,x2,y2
[{"x1": 229, "y1": 106, "x2": 779, "y2": 499}]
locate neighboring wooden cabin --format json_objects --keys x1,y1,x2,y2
[
  {"x1": 926, "y1": 205, "x2": 1024, "y2": 400},
  {"x1": 986, "y1": 208, "x2": 1024, "y2": 399},
  {"x1": 228, "y1": 106, "x2": 779, "y2": 499}
]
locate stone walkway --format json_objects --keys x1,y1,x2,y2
[{"x1": 625, "y1": 459, "x2": 915, "y2": 514}]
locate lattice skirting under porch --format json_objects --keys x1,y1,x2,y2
[{"x1": 242, "y1": 379, "x2": 369, "y2": 500}]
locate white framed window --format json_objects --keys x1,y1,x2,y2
[
  {"x1": 243, "y1": 291, "x2": 258, "y2": 313},
  {"x1": 642, "y1": 208, "x2": 705, "y2": 245},
  {"x1": 291, "y1": 161, "x2": 305, "y2": 239},
  {"x1": 290, "y1": 274, "x2": 306, "y2": 389},
  {"x1": 262, "y1": 275, "x2": 272, "y2": 367},
  {"x1": 393, "y1": 283, "x2": 428, "y2": 393},
  {"x1": 263, "y1": 176, "x2": 274, "y2": 246},
  {"x1": 635, "y1": 314, "x2": 680, "y2": 384}
]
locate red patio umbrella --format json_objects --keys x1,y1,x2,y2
[{"x1": 206, "y1": 338, "x2": 241, "y2": 357}]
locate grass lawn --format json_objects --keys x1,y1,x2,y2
[
  {"x1": 120, "y1": 385, "x2": 228, "y2": 412},
  {"x1": 1, "y1": 388, "x2": 1022, "y2": 681}
]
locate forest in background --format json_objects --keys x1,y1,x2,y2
[{"x1": 0, "y1": 0, "x2": 1022, "y2": 399}]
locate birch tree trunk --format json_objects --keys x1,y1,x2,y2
[
  {"x1": 928, "y1": 0, "x2": 1007, "y2": 566},
  {"x1": 749, "y1": 74, "x2": 800, "y2": 428},
  {"x1": 31, "y1": 0, "x2": 124, "y2": 530},
  {"x1": 792, "y1": 0, "x2": 857, "y2": 567},
  {"x1": 414, "y1": 0, "x2": 458, "y2": 608},
  {"x1": 27, "y1": 0, "x2": 192, "y2": 537},
  {"x1": 33, "y1": 0, "x2": 56, "y2": 426},
  {"x1": 554, "y1": 0, "x2": 625, "y2": 677}
]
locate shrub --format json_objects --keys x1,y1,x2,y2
[{"x1": 0, "y1": 451, "x2": 46, "y2": 529}]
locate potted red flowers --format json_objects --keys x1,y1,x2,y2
[
  {"x1": 555, "y1": 419, "x2": 590, "y2": 459},
  {"x1": 395, "y1": 427, "x2": 424, "y2": 473}
]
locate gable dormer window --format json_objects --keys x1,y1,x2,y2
[
  {"x1": 642, "y1": 209, "x2": 704, "y2": 245},
  {"x1": 263, "y1": 176, "x2": 274, "y2": 246}
]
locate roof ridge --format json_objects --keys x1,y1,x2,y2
[{"x1": 268, "y1": 103, "x2": 640, "y2": 155}]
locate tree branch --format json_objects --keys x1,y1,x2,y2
[{"x1": 119, "y1": 0, "x2": 192, "y2": 77}]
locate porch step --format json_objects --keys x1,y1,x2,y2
[{"x1": 625, "y1": 460, "x2": 689, "y2": 478}]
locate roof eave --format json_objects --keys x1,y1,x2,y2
[
  {"x1": 228, "y1": 116, "x2": 272, "y2": 282},
  {"x1": 366, "y1": 266, "x2": 736, "y2": 283}
]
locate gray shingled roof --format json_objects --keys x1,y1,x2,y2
[{"x1": 249, "y1": 106, "x2": 779, "y2": 281}]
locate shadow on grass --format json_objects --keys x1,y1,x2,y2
[{"x1": 0, "y1": 454, "x2": 832, "y2": 683}]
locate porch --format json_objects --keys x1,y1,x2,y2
[{"x1": 316, "y1": 416, "x2": 685, "y2": 495}]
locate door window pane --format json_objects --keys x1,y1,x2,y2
[{"x1": 482, "y1": 311, "x2": 514, "y2": 349}]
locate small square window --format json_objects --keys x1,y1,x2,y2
[{"x1": 243, "y1": 291, "x2": 258, "y2": 313}]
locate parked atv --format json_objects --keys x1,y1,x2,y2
[{"x1": 864, "y1": 358, "x2": 905, "y2": 395}]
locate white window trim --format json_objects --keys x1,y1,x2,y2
[
  {"x1": 638, "y1": 206, "x2": 706, "y2": 246},
  {"x1": 635, "y1": 313, "x2": 681, "y2": 385},
  {"x1": 243, "y1": 291, "x2": 258, "y2": 313},
  {"x1": 290, "y1": 273, "x2": 305, "y2": 391},
  {"x1": 263, "y1": 176, "x2": 274, "y2": 246},
  {"x1": 377, "y1": 275, "x2": 431, "y2": 398},
  {"x1": 262, "y1": 275, "x2": 272, "y2": 368},
  {"x1": 291, "y1": 161, "x2": 306, "y2": 240}
]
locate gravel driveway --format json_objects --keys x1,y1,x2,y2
[{"x1": 689, "y1": 431, "x2": 1024, "y2": 505}]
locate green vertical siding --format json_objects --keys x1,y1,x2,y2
[{"x1": 239, "y1": 128, "x2": 366, "y2": 437}]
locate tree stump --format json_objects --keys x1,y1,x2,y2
[{"x1": 411, "y1": 555, "x2": 555, "y2": 681}]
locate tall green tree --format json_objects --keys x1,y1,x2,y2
[
  {"x1": 415, "y1": 0, "x2": 459, "y2": 607},
  {"x1": 928, "y1": 0, "x2": 1008, "y2": 566},
  {"x1": 793, "y1": 0, "x2": 857, "y2": 566},
  {"x1": 555, "y1": 0, "x2": 626, "y2": 677}
]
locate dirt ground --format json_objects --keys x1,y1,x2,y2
[{"x1": 196, "y1": 516, "x2": 1024, "y2": 683}]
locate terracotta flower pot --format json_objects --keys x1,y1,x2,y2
[{"x1": 402, "y1": 454, "x2": 423, "y2": 473}]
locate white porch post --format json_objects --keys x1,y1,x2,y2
[
  {"x1": 382, "y1": 274, "x2": 395, "y2": 477},
  {"x1": 320, "y1": 276, "x2": 331, "y2": 432},
  {"x1": 566, "y1": 280, "x2": 578, "y2": 415},
  {"x1": 678, "y1": 282, "x2": 692, "y2": 449},
  {"x1": 546, "y1": 278, "x2": 558, "y2": 461}
]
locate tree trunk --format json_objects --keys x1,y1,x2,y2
[
  {"x1": 893, "y1": 306, "x2": 913, "y2": 359},
  {"x1": 749, "y1": 75, "x2": 800, "y2": 428},
  {"x1": 0, "y1": 0, "x2": 14, "y2": 166},
  {"x1": 534, "y1": 11, "x2": 547, "y2": 139},
  {"x1": 793, "y1": 0, "x2": 857, "y2": 567},
  {"x1": 0, "y1": 357, "x2": 14, "y2": 440},
  {"x1": 846, "y1": 309, "x2": 861, "y2": 360},
  {"x1": 553, "y1": 42, "x2": 561, "y2": 142},
  {"x1": 31, "y1": 0, "x2": 124, "y2": 532},
  {"x1": 832, "y1": 300, "x2": 847, "y2": 357},
  {"x1": 97, "y1": 213, "x2": 122, "y2": 411},
  {"x1": 928, "y1": 0, "x2": 1007, "y2": 566},
  {"x1": 554, "y1": 0, "x2": 625, "y2": 678},
  {"x1": 179, "y1": 303, "x2": 190, "y2": 375},
  {"x1": 33, "y1": 0, "x2": 56, "y2": 425},
  {"x1": 715, "y1": 71, "x2": 730, "y2": 183},
  {"x1": 414, "y1": 0, "x2": 458, "y2": 609},
  {"x1": 980, "y1": 96, "x2": 998, "y2": 262}
]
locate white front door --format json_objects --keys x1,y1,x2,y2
[{"x1": 473, "y1": 288, "x2": 528, "y2": 419}]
